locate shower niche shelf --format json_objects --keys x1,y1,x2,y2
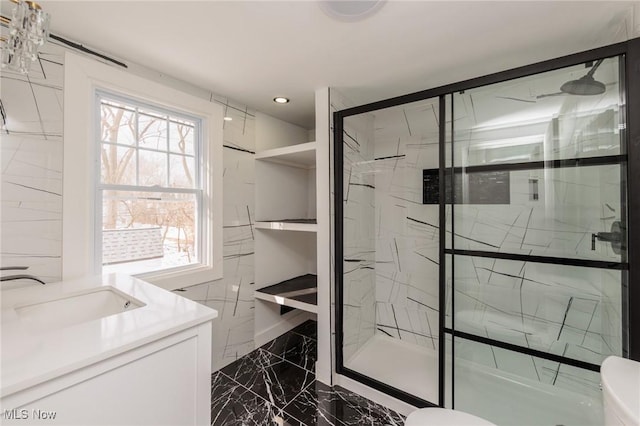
[
  {"x1": 254, "y1": 274, "x2": 318, "y2": 314},
  {"x1": 254, "y1": 119, "x2": 319, "y2": 347}
]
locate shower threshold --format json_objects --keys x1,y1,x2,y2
[{"x1": 254, "y1": 274, "x2": 318, "y2": 314}]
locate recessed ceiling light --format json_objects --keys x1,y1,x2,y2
[
  {"x1": 223, "y1": 116, "x2": 233, "y2": 121},
  {"x1": 273, "y1": 97, "x2": 290, "y2": 104}
]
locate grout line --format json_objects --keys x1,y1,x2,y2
[
  {"x1": 216, "y1": 370, "x2": 272, "y2": 408},
  {"x1": 259, "y1": 347, "x2": 317, "y2": 376},
  {"x1": 257, "y1": 347, "x2": 285, "y2": 362},
  {"x1": 283, "y1": 353, "x2": 317, "y2": 376},
  {"x1": 290, "y1": 329, "x2": 318, "y2": 342},
  {"x1": 217, "y1": 353, "x2": 314, "y2": 425},
  {"x1": 280, "y1": 378, "x2": 318, "y2": 424}
]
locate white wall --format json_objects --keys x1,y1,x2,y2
[{"x1": 255, "y1": 111, "x2": 310, "y2": 151}]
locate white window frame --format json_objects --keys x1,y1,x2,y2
[
  {"x1": 63, "y1": 52, "x2": 223, "y2": 290},
  {"x1": 95, "y1": 91, "x2": 205, "y2": 276}
]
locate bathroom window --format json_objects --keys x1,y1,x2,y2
[
  {"x1": 64, "y1": 53, "x2": 222, "y2": 289},
  {"x1": 96, "y1": 92, "x2": 204, "y2": 276}
]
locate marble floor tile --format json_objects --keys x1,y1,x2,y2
[
  {"x1": 221, "y1": 348, "x2": 315, "y2": 409},
  {"x1": 214, "y1": 325, "x2": 404, "y2": 426},
  {"x1": 282, "y1": 381, "x2": 405, "y2": 426},
  {"x1": 211, "y1": 372, "x2": 275, "y2": 425},
  {"x1": 291, "y1": 320, "x2": 318, "y2": 341},
  {"x1": 260, "y1": 331, "x2": 317, "y2": 372}
]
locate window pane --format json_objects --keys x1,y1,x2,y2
[
  {"x1": 138, "y1": 149, "x2": 168, "y2": 187},
  {"x1": 101, "y1": 102, "x2": 135, "y2": 145},
  {"x1": 102, "y1": 190, "x2": 198, "y2": 273},
  {"x1": 169, "y1": 154, "x2": 195, "y2": 188},
  {"x1": 100, "y1": 143, "x2": 136, "y2": 185},
  {"x1": 169, "y1": 121, "x2": 195, "y2": 155},
  {"x1": 138, "y1": 111, "x2": 167, "y2": 150}
]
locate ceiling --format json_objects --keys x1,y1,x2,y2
[{"x1": 19, "y1": 1, "x2": 640, "y2": 129}]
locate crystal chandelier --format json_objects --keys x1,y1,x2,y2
[{"x1": 1, "y1": 0, "x2": 50, "y2": 74}]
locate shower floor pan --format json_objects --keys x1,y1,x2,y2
[
  {"x1": 344, "y1": 334, "x2": 438, "y2": 403},
  {"x1": 344, "y1": 333, "x2": 602, "y2": 425}
]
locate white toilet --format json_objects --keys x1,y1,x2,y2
[
  {"x1": 405, "y1": 407, "x2": 496, "y2": 426},
  {"x1": 601, "y1": 356, "x2": 640, "y2": 426}
]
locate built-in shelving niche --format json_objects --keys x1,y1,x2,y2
[{"x1": 254, "y1": 138, "x2": 318, "y2": 345}]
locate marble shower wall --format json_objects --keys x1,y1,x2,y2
[
  {"x1": 341, "y1": 112, "x2": 377, "y2": 362},
  {"x1": 0, "y1": 46, "x2": 257, "y2": 371},
  {"x1": 1, "y1": 45, "x2": 65, "y2": 283},
  {"x1": 372, "y1": 100, "x2": 440, "y2": 350},
  {"x1": 452, "y1": 258, "x2": 622, "y2": 363},
  {"x1": 338, "y1": 98, "x2": 443, "y2": 358}
]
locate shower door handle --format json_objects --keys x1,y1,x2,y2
[{"x1": 591, "y1": 221, "x2": 625, "y2": 254}]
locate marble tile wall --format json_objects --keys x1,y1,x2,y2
[
  {"x1": 0, "y1": 45, "x2": 258, "y2": 371},
  {"x1": 450, "y1": 165, "x2": 623, "y2": 261},
  {"x1": 1, "y1": 45, "x2": 65, "y2": 283},
  {"x1": 341, "y1": 111, "x2": 377, "y2": 362},
  {"x1": 337, "y1": 98, "x2": 443, "y2": 360},
  {"x1": 451, "y1": 257, "x2": 621, "y2": 361},
  {"x1": 173, "y1": 100, "x2": 257, "y2": 370},
  {"x1": 372, "y1": 101, "x2": 440, "y2": 351}
]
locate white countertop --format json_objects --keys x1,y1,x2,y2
[{"x1": 1, "y1": 274, "x2": 217, "y2": 398}]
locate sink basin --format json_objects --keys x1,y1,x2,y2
[{"x1": 15, "y1": 287, "x2": 145, "y2": 333}]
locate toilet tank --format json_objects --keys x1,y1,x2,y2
[{"x1": 601, "y1": 356, "x2": 640, "y2": 426}]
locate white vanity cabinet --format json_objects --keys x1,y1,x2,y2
[{"x1": 1, "y1": 274, "x2": 216, "y2": 425}]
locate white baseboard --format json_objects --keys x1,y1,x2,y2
[{"x1": 254, "y1": 310, "x2": 316, "y2": 348}]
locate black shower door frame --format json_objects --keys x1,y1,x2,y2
[{"x1": 333, "y1": 37, "x2": 640, "y2": 408}]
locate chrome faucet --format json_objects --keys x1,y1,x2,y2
[{"x1": 0, "y1": 266, "x2": 46, "y2": 285}]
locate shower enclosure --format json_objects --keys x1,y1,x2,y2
[{"x1": 334, "y1": 39, "x2": 640, "y2": 426}]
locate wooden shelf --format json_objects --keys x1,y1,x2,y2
[
  {"x1": 254, "y1": 274, "x2": 317, "y2": 314},
  {"x1": 255, "y1": 142, "x2": 316, "y2": 168},
  {"x1": 255, "y1": 219, "x2": 317, "y2": 232}
]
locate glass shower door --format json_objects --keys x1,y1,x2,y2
[
  {"x1": 447, "y1": 56, "x2": 627, "y2": 425},
  {"x1": 339, "y1": 97, "x2": 441, "y2": 404}
]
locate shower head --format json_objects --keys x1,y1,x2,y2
[{"x1": 560, "y1": 59, "x2": 606, "y2": 96}]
